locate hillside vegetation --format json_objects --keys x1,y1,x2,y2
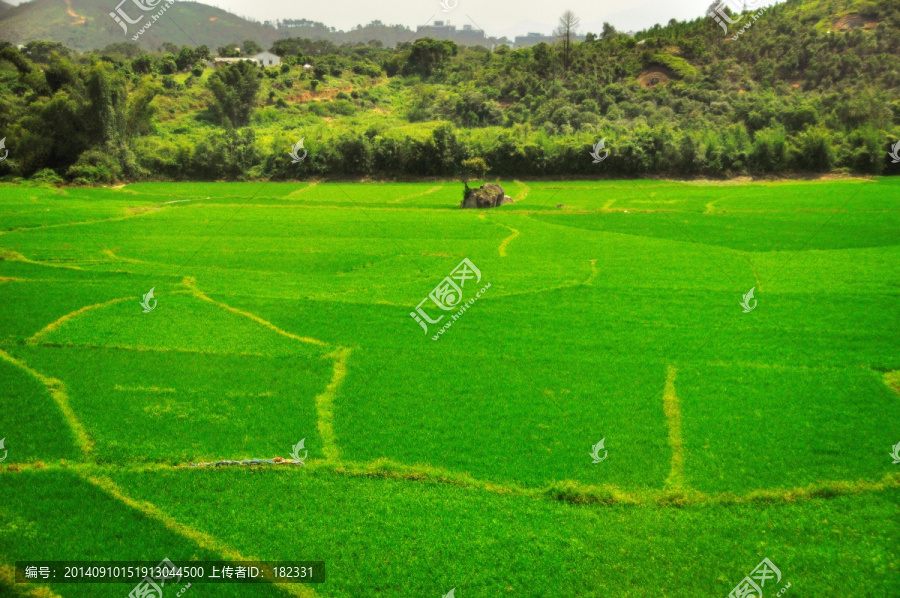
[
  {"x1": 0, "y1": 0, "x2": 281, "y2": 51},
  {"x1": 0, "y1": 0, "x2": 899, "y2": 182}
]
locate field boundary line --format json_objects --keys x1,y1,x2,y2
[
  {"x1": 0, "y1": 207, "x2": 161, "y2": 238},
  {"x1": 512, "y1": 181, "x2": 531, "y2": 202},
  {"x1": 286, "y1": 181, "x2": 319, "y2": 198},
  {"x1": 0, "y1": 249, "x2": 83, "y2": 271},
  {"x1": 493, "y1": 221, "x2": 520, "y2": 257},
  {"x1": 0, "y1": 348, "x2": 94, "y2": 459},
  {"x1": 0, "y1": 562, "x2": 63, "y2": 598},
  {"x1": 389, "y1": 185, "x2": 443, "y2": 203},
  {"x1": 34, "y1": 340, "x2": 267, "y2": 358},
  {"x1": 19, "y1": 461, "x2": 899, "y2": 509},
  {"x1": 27, "y1": 297, "x2": 132, "y2": 345},
  {"x1": 316, "y1": 347, "x2": 351, "y2": 462},
  {"x1": 310, "y1": 460, "x2": 900, "y2": 508},
  {"x1": 102, "y1": 249, "x2": 144, "y2": 264},
  {"x1": 583, "y1": 259, "x2": 598, "y2": 285},
  {"x1": 182, "y1": 277, "x2": 329, "y2": 347},
  {"x1": 80, "y1": 473, "x2": 318, "y2": 598},
  {"x1": 742, "y1": 254, "x2": 762, "y2": 291},
  {"x1": 883, "y1": 370, "x2": 900, "y2": 397},
  {"x1": 662, "y1": 365, "x2": 686, "y2": 490}
]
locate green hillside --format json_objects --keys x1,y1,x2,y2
[
  {"x1": 0, "y1": 0, "x2": 898, "y2": 183},
  {"x1": 0, "y1": 0, "x2": 282, "y2": 51}
]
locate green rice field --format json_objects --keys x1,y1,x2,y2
[{"x1": 0, "y1": 178, "x2": 898, "y2": 597}]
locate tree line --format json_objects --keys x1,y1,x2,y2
[{"x1": 0, "y1": 0, "x2": 898, "y2": 182}]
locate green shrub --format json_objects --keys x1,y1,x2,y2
[
  {"x1": 839, "y1": 126, "x2": 884, "y2": 174},
  {"x1": 647, "y1": 53, "x2": 698, "y2": 78},
  {"x1": 29, "y1": 168, "x2": 64, "y2": 185},
  {"x1": 205, "y1": 60, "x2": 261, "y2": 127},
  {"x1": 791, "y1": 126, "x2": 835, "y2": 172},
  {"x1": 66, "y1": 149, "x2": 123, "y2": 184},
  {"x1": 750, "y1": 126, "x2": 789, "y2": 172},
  {"x1": 158, "y1": 55, "x2": 177, "y2": 75}
]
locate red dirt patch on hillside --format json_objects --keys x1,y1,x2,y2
[
  {"x1": 637, "y1": 68, "x2": 672, "y2": 89},
  {"x1": 833, "y1": 13, "x2": 879, "y2": 30},
  {"x1": 287, "y1": 86, "x2": 355, "y2": 103}
]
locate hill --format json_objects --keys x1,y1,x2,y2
[
  {"x1": 0, "y1": 0, "x2": 898, "y2": 182},
  {"x1": 0, "y1": 0, "x2": 282, "y2": 51},
  {"x1": 0, "y1": 0, "x2": 13, "y2": 13}
]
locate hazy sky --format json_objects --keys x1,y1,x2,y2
[{"x1": 8, "y1": 0, "x2": 782, "y2": 39}]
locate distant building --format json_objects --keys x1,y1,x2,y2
[
  {"x1": 416, "y1": 20, "x2": 461, "y2": 40},
  {"x1": 214, "y1": 57, "x2": 252, "y2": 66},
  {"x1": 514, "y1": 32, "x2": 556, "y2": 47},
  {"x1": 252, "y1": 51, "x2": 281, "y2": 67},
  {"x1": 513, "y1": 31, "x2": 586, "y2": 48},
  {"x1": 214, "y1": 52, "x2": 282, "y2": 68},
  {"x1": 414, "y1": 20, "x2": 509, "y2": 47}
]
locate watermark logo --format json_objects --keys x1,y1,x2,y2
[
  {"x1": 290, "y1": 438, "x2": 308, "y2": 465},
  {"x1": 0, "y1": 438, "x2": 6, "y2": 462},
  {"x1": 889, "y1": 141, "x2": 900, "y2": 164},
  {"x1": 890, "y1": 441, "x2": 900, "y2": 464},
  {"x1": 589, "y1": 438, "x2": 608, "y2": 463},
  {"x1": 439, "y1": 0, "x2": 457, "y2": 11},
  {"x1": 589, "y1": 138, "x2": 609, "y2": 163},
  {"x1": 728, "y1": 557, "x2": 785, "y2": 598},
  {"x1": 128, "y1": 558, "x2": 183, "y2": 598},
  {"x1": 289, "y1": 138, "x2": 308, "y2": 164},
  {"x1": 740, "y1": 287, "x2": 757, "y2": 313},
  {"x1": 708, "y1": 1, "x2": 743, "y2": 34},
  {"x1": 0, "y1": 138, "x2": 7, "y2": 163},
  {"x1": 442, "y1": 589, "x2": 455, "y2": 598},
  {"x1": 410, "y1": 258, "x2": 490, "y2": 339},
  {"x1": 709, "y1": 0, "x2": 768, "y2": 39},
  {"x1": 110, "y1": 0, "x2": 174, "y2": 39},
  {"x1": 140, "y1": 287, "x2": 157, "y2": 313}
]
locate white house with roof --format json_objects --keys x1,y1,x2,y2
[
  {"x1": 214, "y1": 52, "x2": 281, "y2": 68},
  {"x1": 252, "y1": 51, "x2": 281, "y2": 67}
]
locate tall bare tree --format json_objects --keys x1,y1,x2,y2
[{"x1": 555, "y1": 10, "x2": 581, "y2": 71}]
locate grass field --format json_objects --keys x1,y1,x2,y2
[{"x1": 0, "y1": 177, "x2": 898, "y2": 597}]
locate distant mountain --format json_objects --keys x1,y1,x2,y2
[
  {"x1": 276, "y1": 18, "x2": 511, "y2": 48},
  {"x1": 0, "y1": 0, "x2": 283, "y2": 51},
  {"x1": 0, "y1": 0, "x2": 13, "y2": 12},
  {"x1": 278, "y1": 18, "x2": 418, "y2": 47}
]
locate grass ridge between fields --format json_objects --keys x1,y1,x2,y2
[
  {"x1": 316, "y1": 347, "x2": 351, "y2": 463},
  {"x1": 80, "y1": 473, "x2": 318, "y2": 598},
  {"x1": 0, "y1": 348, "x2": 93, "y2": 459},
  {"x1": 27, "y1": 297, "x2": 132, "y2": 345},
  {"x1": 8, "y1": 461, "x2": 896, "y2": 511},
  {"x1": 662, "y1": 365, "x2": 685, "y2": 490},
  {"x1": 182, "y1": 277, "x2": 328, "y2": 347},
  {"x1": 0, "y1": 562, "x2": 63, "y2": 597}
]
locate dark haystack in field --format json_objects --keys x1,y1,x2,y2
[{"x1": 460, "y1": 182, "x2": 513, "y2": 209}]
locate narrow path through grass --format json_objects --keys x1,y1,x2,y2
[
  {"x1": 662, "y1": 365, "x2": 685, "y2": 490},
  {"x1": 0, "y1": 348, "x2": 94, "y2": 459}
]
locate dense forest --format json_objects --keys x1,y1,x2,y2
[{"x1": 0, "y1": 0, "x2": 899, "y2": 183}]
